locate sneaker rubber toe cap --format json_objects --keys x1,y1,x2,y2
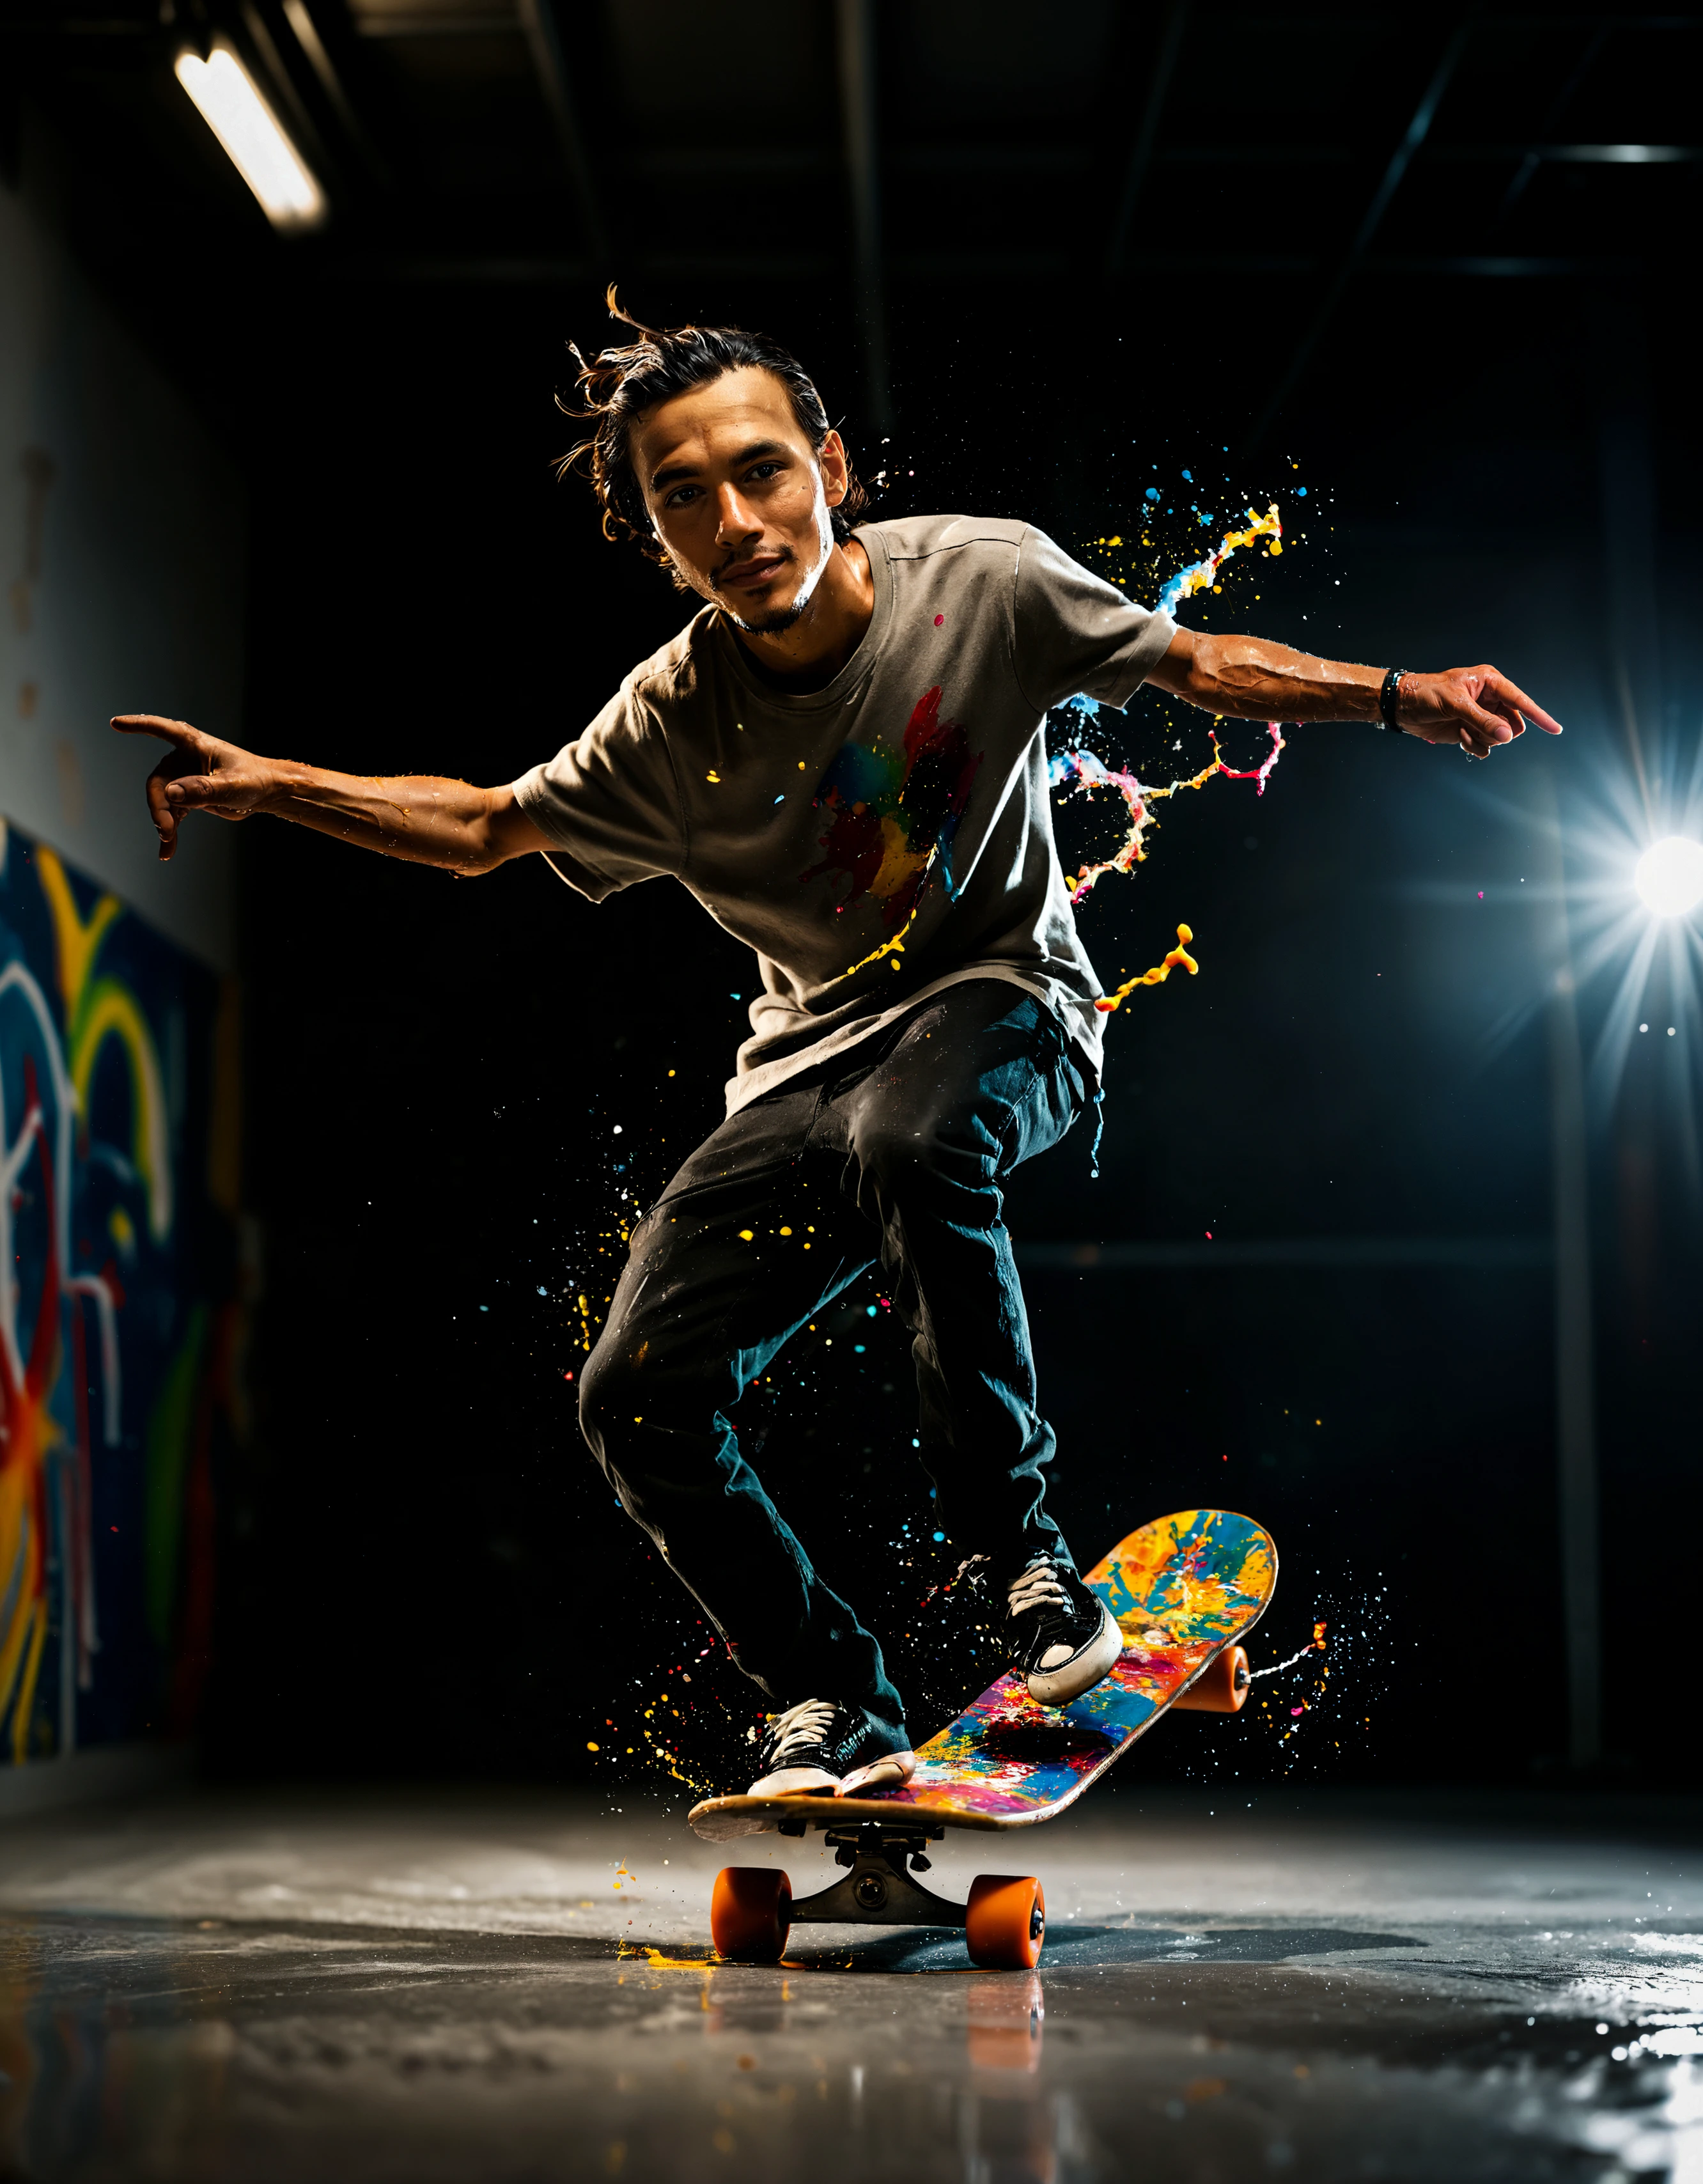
[{"x1": 1025, "y1": 1600, "x2": 1124, "y2": 1706}]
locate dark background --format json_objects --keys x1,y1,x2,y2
[{"x1": 8, "y1": 1, "x2": 1700, "y2": 1793}]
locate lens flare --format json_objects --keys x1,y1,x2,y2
[{"x1": 1634, "y1": 836, "x2": 1703, "y2": 919}]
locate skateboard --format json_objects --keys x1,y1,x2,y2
[{"x1": 688, "y1": 1507, "x2": 1277, "y2": 1969}]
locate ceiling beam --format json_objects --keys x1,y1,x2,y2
[
  {"x1": 1103, "y1": 0, "x2": 1190, "y2": 276},
  {"x1": 1500, "y1": 22, "x2": 1612, "y2": 222},
  {"x1": 1160, "y1": 140, "x2": 1701, "y2": 166},
  {"x1": 836, "y1": 0, "x2": 891, "y2": 435},
  {"x1": 281, "y1": 0, "x2": 393, "y2": 189},
  {"x1": 514, "y1": 0, "x2": 606, "y2": 261},
  {"x1": 1247, "y1": 8, "x2": 1479, "y2": 449}
]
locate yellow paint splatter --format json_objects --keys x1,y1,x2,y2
[{"x1": 1096, "y1": 924, "x2": 1198, "y2": 1014}]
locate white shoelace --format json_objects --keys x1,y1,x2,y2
[
  {"x1": 761, "y1": 1697, "x2": 839, "y2": 1765},
  {"x1": 1006, "y1": 1559, "x2": 1071, "y2": 1619}
]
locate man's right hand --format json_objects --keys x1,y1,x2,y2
[
  {"x1": 112, "y1": 714, "x2": 281, "y2": 862},
  {"x1": 111, "y1": 712, "x2": 551, "y2": 873}
]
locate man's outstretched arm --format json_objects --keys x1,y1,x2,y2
[
  {"x1": 112, "y1": 714, "x2": 552, "y2": 870},
  {"x1": 1145, "y1": 628, "x2": 1563, "y2": 759}
]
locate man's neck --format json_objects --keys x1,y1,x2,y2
[{"x1": 725, "y1": 538, "x2": 875, "y2": 694}]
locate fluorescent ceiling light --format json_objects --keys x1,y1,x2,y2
[{"x1": 175, "y1": 45, "x2": 326, "y2": 231}]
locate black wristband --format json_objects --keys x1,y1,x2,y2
[{"x1": 1378, "y1": 667, "x2": 1406, "y2": 733}]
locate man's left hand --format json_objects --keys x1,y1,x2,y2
[{"x1": 1397, "y1": 666, "x2": 1563, "y2": 758}]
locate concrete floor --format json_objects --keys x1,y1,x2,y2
[{"x1": 1, "y1": 1785, "x2": 1700, "y2": 2183}]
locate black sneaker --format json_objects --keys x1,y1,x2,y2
[
  {"x1": 1003, "y1": 1556, "x2": 1123, "y2": 1705},
  {"x1": 745, "y1": 1700, "x2": 916, "y2": 1798}
]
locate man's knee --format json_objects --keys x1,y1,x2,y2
[{"x1": 849, "y1": 1109, "x2": 997, "y2": 1220}]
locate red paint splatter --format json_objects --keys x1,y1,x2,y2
[{"x1": 934, "y1": 614, "x2": 944, "y2": 626}]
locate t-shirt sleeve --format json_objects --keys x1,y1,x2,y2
[
  {"x1": 1011, "y1": 526, "x2": 1178, "y2": 715},
  {"x1": 510, "y1": 683, "x2": 685, "y2": 901}
]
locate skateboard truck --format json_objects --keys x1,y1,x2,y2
[{"x1": 787, "y1": 1823, "x2": 963, "y2": 1931}]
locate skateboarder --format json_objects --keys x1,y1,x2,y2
[{"x1": 116, "y1": 298, "x2": 1561, "y2": 1801}]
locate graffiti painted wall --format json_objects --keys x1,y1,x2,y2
[{"x1": 0, "y1": 822, "x2": 240, "y2": 1762}]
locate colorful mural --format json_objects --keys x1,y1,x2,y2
[{"x1": 0, "y1": 818, "x2": 240, "y2": 1765}]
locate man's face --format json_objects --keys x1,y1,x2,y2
[{"x1": 632, "y1": 366, "x2": 849, "y2": 634}]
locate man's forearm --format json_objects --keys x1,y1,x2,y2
[
  {"x1": 262, "y1": 763, "x2": 510, "y2": 871},
  {"x1": 1149, "y1": 630, "x2": 1382, "y2": 722}
]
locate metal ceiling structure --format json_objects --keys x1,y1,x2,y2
[{"x1": 6, "y1": 3, "x2": 1702, "y2": 437}]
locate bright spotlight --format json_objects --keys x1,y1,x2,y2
[
  {"x1": 1634, "y1": 836, "x2": 1703, "y2": 919},
  {"x1": 175, "y1": 47, "x2": 326, "y2": 231}
]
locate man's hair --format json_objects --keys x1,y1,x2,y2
[{"x1": 557, "y1": 288, "x2": 867, "y2": 569}]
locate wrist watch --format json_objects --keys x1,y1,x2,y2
[{"x1": 1378, "y1": 667, "x2": 1406, "y2": 734}]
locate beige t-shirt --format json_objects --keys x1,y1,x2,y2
[{"x1": 513, "y1": 514, "x2": 1176, "y2": 1112}]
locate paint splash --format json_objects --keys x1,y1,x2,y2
[
  {"x1": 1042, "y1": 495, "x2": 1291, "y2": 994},
  {"x1": 1096, "y1": 924, "x2": 1199, "y2": 1015},
  {"x1": 1048, "y1": 722, "x2": 1286, "y2": 909},
  {"x1": 1250, "y1": 1621, "x2": 1328, "y2": 1681},
  {"x1": 1153, "y1": 502, "x2": 1283, "y2": 617},
  {"x1": 618, "y1": 1942, "x2": 719, "y2": 1970}
]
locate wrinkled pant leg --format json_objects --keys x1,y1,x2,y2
[
  {"x1": 577, "y1": 1090, "x2": 905, "y2": 1747},
  {"x1": 826, "y1": 982, "x2": 1085, "y2": 1570}
]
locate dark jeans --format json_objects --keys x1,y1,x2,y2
[{"x1": 578, "y1": 979, "x2": 1087, "y2": 1751}]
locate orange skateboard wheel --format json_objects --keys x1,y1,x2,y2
[
  {"x1": 1172, "y1": 1642, "x2": 1252, "y2": 1713},
  {"x1": 965, "y1": 1874, "x2": 1046, "y2": 1970},
  {"x1": 710, "y1": 1867, "x2": 791, "y2": 1962}
]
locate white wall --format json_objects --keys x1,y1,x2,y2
[{"x1": 0, "y1": 158, "x2": 244, "y2": 971}]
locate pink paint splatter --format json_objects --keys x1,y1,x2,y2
[
  {"x1": 1047, "y1": 724, "x2": 1286, "y2": 907},
  {"x1": 934, "y1": 614, "x2": 944, "y2": 627}
]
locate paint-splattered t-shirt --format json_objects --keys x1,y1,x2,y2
[{"x1": 513, "y1": 515, "x2": 1176, "y2": 1112}]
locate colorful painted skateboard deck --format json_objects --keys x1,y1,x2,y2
[{"x1": 689, "y1": 1508, "x2": 1277, "y2": 1843}]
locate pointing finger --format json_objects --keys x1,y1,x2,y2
[
  {"x1": 112, "y1": 713, "x2": 203, "y2": 747},
  {"x1": 1482, "y1": 671, "x2": 1564, "y2": 737}
]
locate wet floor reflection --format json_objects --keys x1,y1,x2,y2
[{"x1": 3, "y1": 1912, "x2": 1703, "y2": 2180}]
